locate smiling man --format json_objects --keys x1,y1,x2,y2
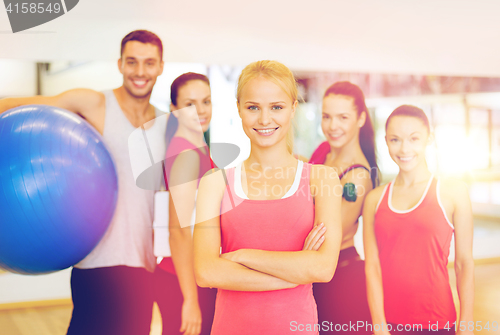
[{"x1": 0, "y1": 30, "x2": 167, "y2": 335}]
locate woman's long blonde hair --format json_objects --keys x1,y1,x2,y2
[{"x1": 236, "y1": 60, "x2": 297, "y2": 154}]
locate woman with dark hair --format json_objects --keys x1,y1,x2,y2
[
  {"x1": 309, "y1": 81, "x2": 378, "y2": 334},
  {"x1": 363, "y1": 105, "x2": 474, "y2": 335},
  {"x1": 155, "y1": 72, "x2": 216, "y2": 335}
]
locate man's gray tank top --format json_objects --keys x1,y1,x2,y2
[{"x1": 75, "y1": 90, "x2": 166, "y2": 272}]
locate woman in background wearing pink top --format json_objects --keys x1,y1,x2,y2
[
  {"x1": 363, "y1": 105, "x2": 474, "y2": 335},
  {"x1": 309, "y1": 82, "x2": 378, "y2": 334},
  {"x1": 194, "y1": 60, "x2": 343, "y2": 335},
  {"x1": 155, "y1": 73, "x2": 216, "y2": 335}
]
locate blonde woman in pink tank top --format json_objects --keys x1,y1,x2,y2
[{"x1": 193, "y1": 61, "x2": 343, "y2": 335}]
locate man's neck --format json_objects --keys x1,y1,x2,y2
[
  {"x1": 113, "y1": 87, "x2": 156, "y2": 128},
  {"x1": 114, "y1": 86, "x2": 151, "y2": 116}
]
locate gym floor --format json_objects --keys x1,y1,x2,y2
[{"x1": 0, "y1": 301, "x2": 162, "y2": 335}]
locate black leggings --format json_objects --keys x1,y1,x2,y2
[
  {"x1": 313, "y1": 247, "x2": 372, "y2": 334},
  {"x1": 67, "y1": 266, "x2": 154, "y2": 335}
]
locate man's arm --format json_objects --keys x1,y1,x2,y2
[{"x1": 0, "y1": 89, "x2": 106, "y2": 133}]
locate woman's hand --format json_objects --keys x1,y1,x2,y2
[
  {"x1": 180, "y1": 298, "x2": 202, "y2": 335},
  {"x1": 303, "y1": 222, "x2": 326, "y2": 251}
]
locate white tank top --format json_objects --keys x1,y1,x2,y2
[{"x1": 75, "y1": 90, "x2": 166, "y2": 272}]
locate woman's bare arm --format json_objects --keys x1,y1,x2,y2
[
  {"x1": 220, "y1": 165, "x2": 342, "y2": 285},
  {"x1": 193, "y1": 169, "x2": 298, "y2": 291},
  {"x1": 445, "y1": 179, "x2": 475, "y2": 335},
  {"x1": 363, "y1": 186, "x2": 391, "y2": 335}
]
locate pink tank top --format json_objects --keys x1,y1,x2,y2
[
  {"x1": 374, "y1": 177, "x2": 456, "y2": 327},
  {"x1": 211, "y1": 162, "x2": 318, "y2": 335},
  {"x1": 309, "y1": 141, "x2": 330, "y2": 165}
]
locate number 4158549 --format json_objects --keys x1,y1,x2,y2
[
  {"x1": 5, "y1": 3, "x2": 62, "y2": 14},
  {"x1": 444, "y1": 321, "x2": 498, "y2": 332}
]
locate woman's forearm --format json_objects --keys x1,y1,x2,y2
[
  {"x1": 225, "y1": 248, "x2": 335, "y2": 285},
  {"x1": 194, "y1": 170, "x2": 303, "y2": 292},
  {"x1": 455, "y1": 258, "x2": 475, "y2": 324},
  {"x1": 365, "y1": 264, "x2": 389, "y2": 331},
  {"x1": 195, "y1": 256, "x2": 298, "y2": 291},
  {"x1": 170, "y1": 228, "x2": 199, "y2": 301}
]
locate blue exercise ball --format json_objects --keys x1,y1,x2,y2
[{"x1": 0, "y1": 105, "x2": 118, "y2": 274}]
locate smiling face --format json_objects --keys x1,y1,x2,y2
[
  {"x1": 321, "y1": 94, "x2": 366, "y2": 149},
  {"x1": 386, "y1": 115, "x2": 431, "y2": 172},
  {"x1": 238, "y1": 76, "x2": 296, "y2": 150},
  {"x1": 118, "y1": 41, "x2": 164, "y2": 99},
  {"x1": 172, "y1": 79, "x2": 212, "y2": 133}
]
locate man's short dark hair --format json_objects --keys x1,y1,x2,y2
[{"x1": 121, "y1": 30, "x2": 163, "y2": 60}]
